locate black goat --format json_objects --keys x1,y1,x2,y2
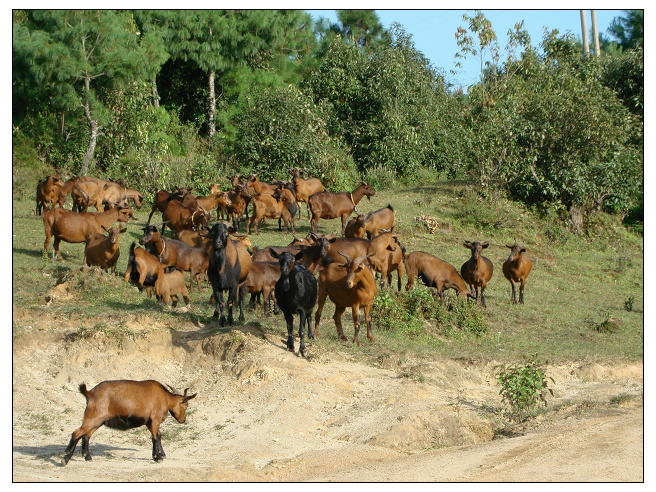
[
  {"x1": 270, "y1": 249, "x2": 318, "y2": 357},
  {"x1": 205, "y1": 222, "x2": 244, "y2": 326}
]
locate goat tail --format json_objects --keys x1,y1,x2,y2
[{"x1": 78, "y1": 383, "x2": 90, "y2": 399}]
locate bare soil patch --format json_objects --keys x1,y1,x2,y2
[{"x1": 12, "y1": 310, "x2": 643, "y2": 482}]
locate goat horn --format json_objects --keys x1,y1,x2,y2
[{"x1": 337, "y1": 252, "x2": 351, "y2": 264}]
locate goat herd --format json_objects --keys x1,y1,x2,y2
[{"x1": 33, "y1": 170, "x2": 533, "y2": 464}]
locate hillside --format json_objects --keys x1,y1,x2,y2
[{"x1": 12, "y1": 181, "x2": 644, "y2": 481}]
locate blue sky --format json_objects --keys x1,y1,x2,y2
[{"x1": 306, "y1": 9, "x2": 625, "y2": 91}]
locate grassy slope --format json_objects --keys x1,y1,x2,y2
[{"x1": 12, "y1": 180, "x2": 643, "y2": 366}]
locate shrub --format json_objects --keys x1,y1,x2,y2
[{"x1": 496, "y1": 354, "x2": 555, "y2": 422}]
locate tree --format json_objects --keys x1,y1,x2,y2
[
  {"x1": 13, "y1": 10, "x2": 167, "y2": 175},
  {"x1": 336, "y1": 10, "x2": 388, "y2": 49},
  {"x1": 603, "y1": 10, "x2": 643, "y2": 50}
]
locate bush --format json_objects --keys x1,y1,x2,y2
[
  {"x1": 496, "y1": 354, "x2": 555, "y2": 422},
  {"x1": 372, "y1": 288, "x2": 487, "y2": 339}
]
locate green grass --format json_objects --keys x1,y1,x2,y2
[{"x1": 13, "y1": 180, "x2": 644, "y2": 366}]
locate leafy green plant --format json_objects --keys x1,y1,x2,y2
[{"x1": 496, "y1": 353, "x2": 555, "y2": 422}]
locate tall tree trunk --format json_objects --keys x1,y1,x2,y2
[
  {"x1": 79, "y1": 76, "x2": 99, "y2": 176},
  {"x1": 208, "y1": 70, "x2": 216, "y2": 139},
  {"x1": 152, "y1": 76, "x2": 160, "y2": 109}
]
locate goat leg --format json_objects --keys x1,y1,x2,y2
[
  {"x1": 81, "y1": 435, "x2": 91, "y2": 461},
  {"x1": 298, "y1": 314, "x2": 306, "y2": 357},
  {"x1": 62, "y1": 432, "x2": 80, "y2": 465},
  {"x1": 333, "y1": 306, "x2": 347, "y2": 341},
  {"x1": 284, "y1": 311, "x2": 295, "y2": 352}
]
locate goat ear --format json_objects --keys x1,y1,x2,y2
[
  {"x1": 295, "y1": 251, "x2": 304, "y2": 261},
  {"x1": 482, "y1": 241, "x2": 490, "y2": 248},
  {"x1": 269, "y1": 248, "x2": 280, "y2": 259},
  {"x1": 463, "y1": 241, "x2": 471, "y2": 248},
  {"x1": 119, "y1": 228, "x2": 127, "y2": 234},
  {"x1": 101, "y1": 225, "x2": 109, "y2": 233}
]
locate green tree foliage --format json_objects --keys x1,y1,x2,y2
[
  {"x1": 603, "y1": 9, "x2": 643, "y2": 50},
  {"x1": 305, "y1": 25, "x2": 467, "y2": 185},
  {"x1": 233, "y1": 84, "x2": 358, "y2": 190},
  {"x1": 13, "y1": 10, "x2": 168, "y2": 174},
  {"x1": 455, "y1": 13, "x2": 641, "y2": 231}
]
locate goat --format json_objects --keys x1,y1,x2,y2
[
  {"x1": 245, "y1": 173, "x2": 278, "y2": 196},
  {"x1": 139, "y1": 224, "x2": 210, "y2": 293},
  {"x1": 270, "y1": 249, "x2": 318, "y2": 357},
  {"x1": 155, "y1": 264, "x2": 191, "y2": 308},
  {"x1": 315, "y1": 252, "x2": 377, "y2": 346},
  {"x1": 35, "y1": 175, "x2": 64, "y2": 215},
  {"x1": 43, "y1": 205, "x2": 133, "y2": 261},
  {"x1": 147, "y1": 188, "x2": 193, "y2": 223},
  {"x1": 404, "y1": 251, "x2": 472, "y2": 300},
  {"x1": 71, "y1": 180, "x2": 103, "y2": 213},
  {"x1": 253, "y1": 234, "x2": 330, "y2": 275},
  {"x1": 83, "y1": 226, "x2": 127, "y2": 273},
  {"x1": 100, "y1": 182, "x2": 144, "y2": 210},
  {"x1": 204, "y1": 222, "x2": 248, "y2": 326},
  {"x1": 309, "y1": 182, "x2": 375, "y2": 235},
  {"x1": 124, "y1": 242, "x2": 161, "y2": 298},
  {"x1": 290, "y1": 168, "x2": 324, "y2": 219},
  {"x1": 225, "y1": 183, "x2": 251, "y2": 230},
  {"x1": 502, "y1": 241, "x2": 532, "y2": 304},
  {"x1": 363, "y1": 204, "x2": 395, "y2": 239},
  {"x1": 57, "y1": 176, "x2": 80, "y2": 208},
  {"x1": 62, "y1": 380, "x2": 196, "y2": 464},
  {"x1": 366, "y1": 230, "x2": 406, "y2": 291},
  {"x1": 344, "y1": 214, "x2": 367, "y2": 238},
  {"x1": 161, "y1": 200, "x2": 211, "y2": 236},
  {"x1": 320, "y1": 236, "x2": 370, "y2": 266},
  {"x1": 247, "y1": 188, "x2": 298, "y2": 235},
  {"x1": 181, "y1": 189, "x2": 231, "y2": 219},
  {"x1": 460, "y1": 240, "x2": 494, "y2": 307},
  {"x1": 246, "y1": 261, "x2": 280, "y2": 317}
]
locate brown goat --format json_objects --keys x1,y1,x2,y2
[
  {"x1": 100, "y1": 182, "x2": 144, "y2": 210},
  {"x1": 246, "y1": 261, "x2": 280, "y2": 317},
  {"x1": 502, "y1": 241, "x2": 533, "y2": 304},
  {"x1": 43, "y1": 205, "x2": 133, "y2": 261},
  {"x1": 245, "y1": 173, "x2": 278, "y2": 196},
  {"x1": 460, "y1": 240, "x2": 494, "y2": 307},
  {"x1": 147, "y1": 188, "x2": 193, "y2": 223},
  {"x1": 62, "y1": 380, "x2": 196, "y2": 464},
  {"x1": 57, "y1": 176, "x2": 80, "y2": 208},
  {"x1": 315, "y1": 252, "x2": 377, "y2": 346},
  {"x1": 161, "y1": 200, "x2": 211, "y2": 236},
  {"x1": 344, "y1": 214, "x2": 367, "y2": 238},
  {"x1": 320, "y1": 236, "x2": 370, "y2": 266},
  {"x1": 139, "y1": 224, "x2": 209, "y2": 293},
  {"x1": 83, "y1": 225, "x2": 127, "y2": 273},
  {"x1": 155, "y1": 264, "x2": 191, "y2": 307},
  {"x1": 405, "y1": 251, "x2": 471, "y2": 300},
  {"x1": 363, "y1": 204, "x2": 395, "y2": 239},
  {"x1": 71, "y1": 180, "x2": 104, "y2": 212},
  {"x1": 124, "y1": 242, "x2": 161, "y2": 297},
  {"x1": 290, "y1": 168, "x2": 324, "y2": 219},
  {"x1": 309, "y1": 182, "x2": 375, "y2": 234},
  {"x1": 225, "y1": 183, "x2": 252, "y2": 229},
  {"x1": 247, "y1": 188, "x2": 298, "y2": 235},
  {"x1": 35, "y1": 175, "x2": 64, "y2": 215},
  {"x1": 366, "y1": 230, "x2": 405, "y2": 291}
]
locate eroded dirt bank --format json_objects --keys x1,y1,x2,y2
[{"x1": 12, "y1": 314, "x2": 643, "y2": 482}]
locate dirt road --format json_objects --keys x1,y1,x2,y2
[{"x1": 12, "y1": 313, "x2": 643, "y2": 482}]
